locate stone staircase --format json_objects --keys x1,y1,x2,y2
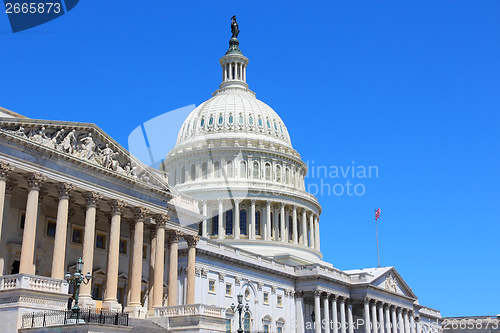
[{"x1": 128, "y1": 318, "x2": 167, "y2": 332}]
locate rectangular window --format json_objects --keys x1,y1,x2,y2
[
  {"x1": 19, "y1": 212, "x2": 26, "y2": 229},
  {"x1": 208, "y1": 279, "x2": 216, "y2": 293},
  {"x1": 225, "y1": 283, "x2": 232, "y2": 296},
  {"x1": 72, "y1": 227, "x2": 83, "y2": 244},
  {"x1": 96, "y1": 233, "x2": 106, "y2": 249},
  {"x1": 263, "y1": 292, "x2": 269, "y2": 304},
  {"x1": 277, "y1": 327, "x2": 283, "y2": 333},
  {"x1": 143, "y1": 245, "x2": 148, "y2": 259},
  {"x1": 277, "y1": 295, "x2": 283, "y2": 307},
  {"x1": 119, "y1": 239, "x2": 127, "y2": 254},
  {"x1": 264, "y1": 324, "x2": 269, "y2": 333},
  {"x1": 91, "y1": 283, "x2": 102, "y2": 300},
  {"x1": 46, "y1": 220, "x2": 56, "y2": 237}
]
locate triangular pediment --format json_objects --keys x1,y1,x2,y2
[
  {"x1": 371, "y1": 267, "x2": 416, "y2": 298},
  {"x1": 0, "y1": 118, "x2": 174, "y2": 194}
]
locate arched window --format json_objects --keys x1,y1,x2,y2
[
  {"x1": 212, "y1": 210, "x2": 219, "y2": 236},
  {"x1": 209, "y1": 117, "x2": 214, "y2": 126},
  {"x1": 181, "y1": 166, "x2": 186, "y2": 183},
  {"x1": 244, "y1": 313, "x2": 251, "y2": 333},
  {"x1": 276, "y1": 165, "x2": 281, "y2": 183},
  {"x1": 288, "y1": 215, "x2": 293, "y2": 241},
  {"x1": 227, "y1": 160, "x2": 233, "y2": 178},
  {"x1": 214, "y1": 161, "x2": 220, "y2": 178},
  {"x1": 228, "y1": 114, "x2": 233, "y2": 124},
  {"x1": 218, "y1": 115, "x2": 223, "y2": 124},
  {"x1": 248, "y1": 116, "x2": 254, "y2": 125},
  {"x1": 202, "y1": 162, "x2": 207, "y2": 179},
  {"x1": 265, "y1": 163, "x2": 271, "y2": 181},
  {"x1": 285, "y1": 168, "x2": 290, "y2": 184},
  {"x1": 240, "y1": 161, "x2": 247, "y2": 178},
  {"x1": 190, "y1": 164, "x2": 196, "y2": 182},
  {"x1": 225, "y1": 209, "x2": 233, "y2": 235},
  {"x1": 253, "y1": 161, "x2": 259, "y2": 179},
  {"x1": 238, "y1": 115, "x2": 244, "y2": 125},
  {"x1": 258, "y1": 118, "x2": 263, "y2": 127},
  {"x1": 240, "y1": 209, "x2": 247, "y2": 235},
  {"x1": 276, "y1": 317, "x2": 285, "y2": 333},
  {"x1": 200, "y1": 118, "x2": 205, "y2": 127},
  {"x1": 255, "y1": 210, "x2": 261, "y2": 236}
]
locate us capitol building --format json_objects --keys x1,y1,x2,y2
[{"x1": 0, "y1": 18, "x2": 442, "y2": 333}]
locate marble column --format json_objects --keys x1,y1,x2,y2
[
  {"x1": 280, "y1": 203, "x2": 285, "y2": 243},
  {"x1": 384, "y1": 305, "x2": 391, "y2": 333},
  {"x1": 404, "y1": 310, "x2": 410, "y2": 333},
  {"x1": 126, "y1": 222, "x2": 135, "y2": 307},
  {"x1": 315, "y1": 216, "x2": 321, "y2": 251},
  {"x1": 167, "y1": 230, "x2": 182, "y2": 306},
  {"x1": 127, "y1": 207, "x2": 148, "y2": 312},
  {"x1": 218, "y1": 199, "x2": 223, "y2": 239},
  {"x1": 340, "y1": 297, "x2": 347, "y2": 333},
  {"x1": 80, "y1": 191, "x2": 102, "y2": 305},
  {"x1": 201, "y1": 200, "x2": 208, "y2": 237},
  {"x1": 0, "y1": 163, "x2": 13, "y2": 275},
  {"x1": 301, "y1": 209, "x2": 307, "y2": 246},
  {"x1": 323, "y1": 293, "x2": 331, "y2": 333},
  {"x1": 153, "y1": 216, "x2": 166, "y2": 308},
  {"x1": 292, "y1": 205, "x2": 298, "y2": 244},
  {"x1": 372, "y1": 300, "x2": 378, "y2": 333},
  {"x1": 147, "y1": 226, "x2": 156, "y2": 312},
  {"x1": 265, "y1": 201, "x2": 271, "y2": 241},
  {"x1": 397, "y1": 308, "x2": 404, "y2": 333},
  {"x1": 185, "y1": 235, "x2": 199, "y2": 304},
  {"x1": 391, "y1": 306, "x2": 398, "y2": 333},
  {"x1": 51, "y1": 183, "x2": 74, "y2": 279},
  {"x1": 20, "y1": 173, "x2": 45, "y2": 274},
  {"x1": 273, "y1": 205, "x2": 278, "y2": 241},
  {"x1": 363, "y1": 298, "x2": 371, "y2": 333},
  {"x1": 234, "y1": 199, "x2": 240, "y2": 239},
  {"x1": 332, "y1": 296, "x2": 339, "y2": 333},
  {"x1": 309, "y1": 213, "x2": 315, "y2": 249},
  {"x1": 347, "y1": 300, "x2": 354, "y2": 333},
  {"x1": 0, "y1": 179, "x2": 15, "y2": 275},
  {"x1": 314, "y1": 290, "x2": 322, "y2": 333},
  {"x1": 410, "y1": 312, "x2": 416, "y2": 333},
  {"x1": 250, "y1": 199, "x2": 256, "y2": 240},
  {"x1": 378, "y1": 303, "x2": 385, "y2": 333},
  {"x1": 295, "y1": 292, "x2": 305, "y2": 333},
  {"x1": 103, "y1": 200, "x2": 125, "y2": 310}
]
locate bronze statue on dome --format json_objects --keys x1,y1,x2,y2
[{"x1": 231, "y1": 15, "x2": 239, "y2": 38}]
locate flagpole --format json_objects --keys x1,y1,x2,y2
[{"x1": 375, "y1": 217, "x2": 380, "y2": 268}]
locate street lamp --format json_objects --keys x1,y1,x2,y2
[
  {"x1": 65, "y1": 257, "x2": 92, "y2": 318},
  {"x1": 231, "y1": 293, "x2": 249, "y2": 333}
]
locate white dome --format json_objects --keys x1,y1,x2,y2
[{"x1": 176, "y1": 87, "x2": 292, "y2": 149}]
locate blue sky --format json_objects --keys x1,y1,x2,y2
[{"x1": 1, "y1": 1, "x2": 499, "y2": 317}]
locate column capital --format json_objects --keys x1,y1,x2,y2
[
  {"x1": 25, "y1": 172, "x2": 46, "y2": 190},
  {"x1": 234, "y1": 198, "x2": 240, "y2": 205},
  {"x1": 218, "y1": 272, "x2": 226, "y2": 282},
  {"x1": 314, "y1": 289, "x2": 322, "y2": 297},
  {"x1": 133, "y1": 207, "x2": 150, "y2": 222},
  {"x1": 363, "y1": 297, "x2": 371, "y2": 304},
  {"x1": 6, "y1": 179, "x2": 17, "y2": 193},
  {"x1": 149, "y1": 224, "x2": 157, "y2": 238},
  {"x1": 294, "y1": 291, "x2": 305, "y2": 298},
  {"x1": 322, "y1": 291, "x2": 330, "y2": 299},
  {"x1": 383, "y1": 303, "x2": 390, "y2": 310},
  {"x1": 396, "y1": 306, "x2": 402, "y2": 314},
  {"x1": 154, "y1": 213, "x2": 169, "y2": 227},
  {"x1": 250, "y1": 199, "x2": 256, "y2": 205},
  {"x1": 280, "y1": 202, "x2": 285, "y2": 209},
  {"x1": 168, "y1": 230, "x2": 183, "y2": 243},
  {"x1": 111, "y1": 199, "x2": 126, "y2": 215},
  {"x1": 0, "y1": 162, "x2": 14, "y2": 180},
  {"x1": 292, "y1": 205, "x2": 297, "y2": 210},
  {"x1": 330, "y1": 294, "x2": 339, "y2": 301},
  {"x1": 338, "y1": 296, "x2": 346, "y2": 304},
  {"x1": 85, "y1": 191, "x2": 102, "y2": 207},
  {"x1": 185, "y1": 234, "x2": 200, "y2": 247},
  {"x1": 58, "y1": 182, "x2": 75, "y2": 199}
]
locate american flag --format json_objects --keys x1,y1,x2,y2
[{"x1": 375, "y1": 208, "x2": 381, "y2": 221}]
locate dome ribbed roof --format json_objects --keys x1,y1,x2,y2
[{"x1": 175, "y1": 89, "x2": 292, "y2": 148}]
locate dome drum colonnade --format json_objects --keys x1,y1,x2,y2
[{"x1": 161, "y1": 21, "x2": 323, "y2": 260}]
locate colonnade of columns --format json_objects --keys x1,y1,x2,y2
[
  {"x1": 200, "y1": 199, "x2": 320, "y2": 251},
  {"x1": 0, "y1": 164, "x2": 200, "y2": 314},
  {"x1": 307, "y1": 291, "x2": 417, "y2": 333},
  {"x1": 222, "y1": 60, "x2": 247, "y2": 82}
]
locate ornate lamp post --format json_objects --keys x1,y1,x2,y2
[
  {"x1": 65, "y1": 257, "x2": 92, "y2": 318},
  {"x1": 231, "y1": 293, "x2": 249, "y2": 333}
]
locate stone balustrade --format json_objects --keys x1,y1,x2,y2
[
  {"x1": 154, "y1": 304, "x2": 225, "y2": 318},
  {"x1": 0, "y1": 274, "x2": 69, "y2": 294}
]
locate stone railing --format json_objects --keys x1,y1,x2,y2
[
  {"x1": 0, "y1": 274, "x2": 69, "y2": 294},
  {"x1": 295, "y1": 263, "x2": 352, "y2": 282},
  {"x1": 154, "y1": 304, "x2": 225, "y2": 318}
]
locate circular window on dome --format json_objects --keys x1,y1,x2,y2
[
  {"x1": 218, "y1": 115, "x2": 223, "y2": 125},
  {"x1": 239, "y1": 115, "x2": 244, "y2": 125},
  {"x1": 244, "y1": 288, "x2": 251, "y2": 301},
  {"x1": 258, "y1": 118, "x2": 263, "y2": 127},
  {"x1": 200, "y1": 118, "x2": 205, "y2": 127},
  {"x1": 209, "y1": 117, "x2": 214, "y2": 126},
  {"x1": 249, "y1": 116, "x2": 254, "y2": 125},
  {"x1": 229, "y1": 115, "x2": 233, "y2": 124}
]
